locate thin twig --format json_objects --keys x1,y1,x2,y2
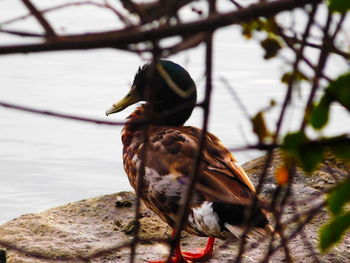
[
  {"x1": 275, "y1": 19, "x2": 333, "y2": 83},
  {"x1": 228, "y1": 143, "x2": 279, "y2": 152},
  {"x1": 129, "y1": 52, "x2": 162, "y2": 263},
  {"x1": 1, "y1": 1, "x2": 131, "y2": 27},
  {"x1": 227, "y1": 0, "x2": 243, "y2": 9},
  {"x1": 0, "y1": 237, "x2": 169, "y2": 262},
  {"x1": 233, "y1": 6, "x2": 320, "y2": 261},
  {"x1": 300, "y1": 10, "x2": 332, "y2": 131},
  {"x1": 273, "y1": 3, "x2": 318, "y2": 141},
  {"x1": 166, "y1": 2, "x2": 216, "y2": 261},
  {"x1": 270, "y1": 201, "x2": 326, "y2": 255},
  {"x1": 0, "y1": 0, "x2": 321, "y2": 55},
  {"x1": 289, "y1": 193, "x2": 322, "y2": 263},
  {"x1": 233, "y1": 150, "x2": 275, "y2": 262},
  {"x1": 288, "y1": 38, "x2": 350, "y2": 59},
  {"x1": 0, "y1": 100, "x2": 124, "y2": 126},
  {"x1": 332, "y1": 13, "x2": 347, "y2": 39},
  {"x1": 262, "y1": 164, "x2": 297, "y2": 263},
  {"x1": 21, "y1": 0, "x2": 56, "y2": 37},
  {"x1": 220, "y1": 76, "x2": 251, "y2": 120},
  {"x1": 0, "y1": 29, "x2": 45, "y2": 37},
  {"x1": 0, "y1": 99, "x2": 205, "y2": 127}
]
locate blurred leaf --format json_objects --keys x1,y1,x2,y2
[
  {"x1": 241, "y1": 20, "x2": 264, "y2": 39},
  {"x1": 323, "y1": 135, "x2": 350, "y2": 159},
  {"x1": 251, "y1": 111, "x2": 270, "y2": 142},
  {"x1": 310, "y1": 96, "x2": 331, "y2": 129},
  {"x1": 282, "y1": 131, "x2": 307, "y2": 156},
  {"x1": 282, "y1": 132, "x2": 324, "y2": 172},
  {"x1": 326, "y1": 72, "x2": 350, "y2": 111},
  {"x1": 270, "y1": 99, "x2": 277, "y2": 107},
  {"x1": 328, "y1": 0, "x2": 350, "y2": 12},
  {"x1": 320, "y1": 212, "x2": 350, "y2": 251},
  {"x1": 281, "y1": 70, "x2": 308, "y2": 85},
  {"x1": 299, "y1": 143, "x2": 324, "y2": 172},
  {"x1": 241, "y1": 23, "x2": 253, "y2": 39},
  {"x1": 260, "y1": 37, "x2": 282, "y2": 59},
  {"x1": 331, "y1": 141, "x2": 350, "y2": 159},
  {"x1": 327, "y1": 179, "x2": 350, "y2": 215},
  {"x1": 275, "y1": 165, "x2": 289, "y2": 185},
  {"x1": 264, "y1": 17, "x2": 279, "y2": 35}
]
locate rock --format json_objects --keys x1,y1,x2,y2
[{"x1": 0, "y1": 152, "x2": 349, "y2": 262}]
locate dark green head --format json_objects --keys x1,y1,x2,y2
[{"x1": 106, "y1": 60, "x2": 197, "y2": 126}]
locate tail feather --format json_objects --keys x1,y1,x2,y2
[
  {"x1": 224, "y1": 223, "x2": 273, "y2": 239},
  {"x1": 224, "y1": 223, "x2": 244, "y2": 238},
  {"x1": 212, "y1": 202, "x2": 269, "y2": 227}
]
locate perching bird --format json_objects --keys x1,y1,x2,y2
[{"x1": 106, "y1": 60, "x2": 270, "y2": 263}]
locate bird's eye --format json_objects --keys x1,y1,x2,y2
[{"x1": 126, "y1": 93, "x2": 131, "y2": 98}]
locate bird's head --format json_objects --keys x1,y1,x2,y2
[{"x1": 106, "y1": 60, "x2": 197, "y2": 126}]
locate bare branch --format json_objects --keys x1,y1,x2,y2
[
  {"x1": 273, "y1": 3, "x2": 318, "y2": 140},
  {"x1": 167, "y1": 1, "x2": 216, "y2": 261},
  {"x1": 300, "y1": 10, "x2": 333, "y2": 131},
  {"x1": 21, "y1": 0, "x2": 56, "y2": 37},
  {"x1": 0, "y1": 29, "x2": 45, "y2": 37},
  {"x1": 1, "y1": 1, "x2": 131, "y2": 27},
  {"x1": 0, "y1": 100, "x2": 124, "y2": 126},
  {"x1": 0, "y1": 0, "x2": 321, "y2": 55}
]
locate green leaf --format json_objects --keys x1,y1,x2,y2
[
  {"x1": 299, "y1": 143, "x2": 324, "y2": 172},
  {"x1": 322, "y1": 135, "x2": 350, "y2": 159},
  {"x1": 326, "y1": 72, "x2": 350, "y2": 111},
  {"x1": 282, "y1": 132, "x2": 324, "y2": 172},
  {"x1": 320, "y1": 212, "x2": 350, "y2": 251},
  {"x1": 282, "y1": 131, "x2": 307, "y2": 157},
  {"x1": 331, "y1": 141, "x2": 350, "y2": 159},
  {"x1": 281, "y1": 71, "x2": 308, "y2": 85},
  {"x1": 328, "y1": 0, "x2": 350, "y2": 12},
  {"x1": 241, "y1": 20, "x2": 265, "y2": 39},
  {"x1": 310, "y1": 96, "x2": 331, "y2": 129},
  {"x1": 327, "y1": 179, "x2": 350, "y2": 215}
]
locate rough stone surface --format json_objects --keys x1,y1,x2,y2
[{"x1": 0, "y1": 152, "x2": 349, "y2": 262}]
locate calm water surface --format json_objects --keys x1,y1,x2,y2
[{"x1": 0, "y1": 1, "x2": 349, "y2": 223}]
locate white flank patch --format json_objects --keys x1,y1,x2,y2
[
  {"x1": 189, "y1": 201, "x2": 221, "y2": 236},
  {"x1": 145, "y1": 167, "x2": 160, "y2": 177}
]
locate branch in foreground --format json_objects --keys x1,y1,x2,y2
[
  {"x1": 0, "y1": 100, "x2": 124, "y2": 126},
  {"x1": 0, "y1": 99, "x2": 204, "y2": 127},
  {"x1": 21, "y1": 0, "x2": 56, "y2": 37},
  {"x1": 1, "y1": 1, "x2": 131, "y2": 27},
  {"x1": 0, "y1": 237, "x2": 170, "y2": 262},
  {"x1": 0, "y1": 29, "x2": 45, "y2": 38},
  {"x1": 0, "y1": 0, "x2": 321, "y2": 55}
]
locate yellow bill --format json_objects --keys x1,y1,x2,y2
[{"x1": 105, "y1": 86, "x2": 141, "y2": 116}]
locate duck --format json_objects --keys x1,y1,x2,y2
[{"x1": 106, "y1": 60, "x2": 270, "y2": 263}]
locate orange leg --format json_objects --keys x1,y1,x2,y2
[
  {"x1": 148, "y1": 230, "x2": 215, "y2": 263},
  {"x1": 182, "y1": 237, "x2": 215, "y2": 261}
]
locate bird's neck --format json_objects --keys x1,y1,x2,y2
[
  {"x1": 126, "y1": 102, "x2": 195, "y2": 126},
  {"x1": 121, "y1": 103, "x2": 194, "y2": 146}
]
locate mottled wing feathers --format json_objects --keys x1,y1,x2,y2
[
  {"x1": 141, "y1": 126, "x2": 256, "y2": 206},
  {"x1": 205, "y1": 132, "x2": 256, "y2": 193}
]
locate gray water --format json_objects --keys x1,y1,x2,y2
[{"x1": 0, "y1": 1, "x2": 349, "y2": 224}]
